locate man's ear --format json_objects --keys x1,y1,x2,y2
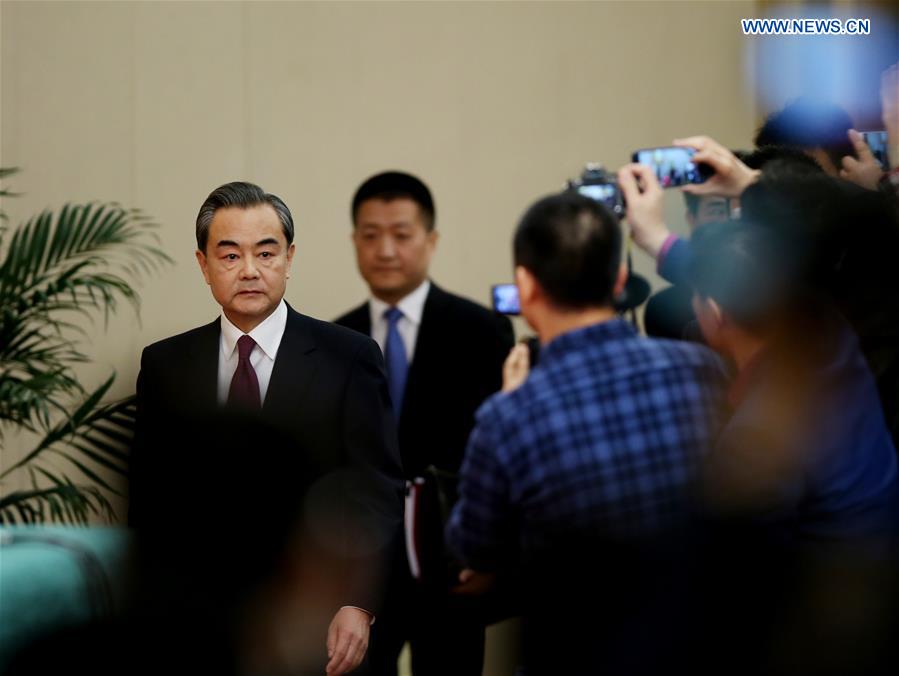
[
  {"x1": 706, "y1": 297, "x2": 724, "y2": 326},
  {"x1": 286, "y1": 243, "x2": 296, "y2": 267},
  {"x1": 515, "y1": 265, "x2": 537, "y2": 306},
  {"x1": 196, "y1": 249, "x2": 211, "y2": 285},
  {"x1": 692, "y1": 293, "x2": 724, "y2": 326},
  {"x1": 612, "y1": 263, "x2": 628, "y2": 300},
  {"x1": 426, "y1": 227, "x2": 439, "y2": 249}
]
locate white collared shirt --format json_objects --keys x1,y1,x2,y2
[
  {"x1": 217, "y1": 299, "x2": 288, "y2": 405},
  {"x1": 368, "y1": 279, "x2": 430, "y2": 363}
]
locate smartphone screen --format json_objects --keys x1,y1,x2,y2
[
  {"x1": 577, "y1": 183, "x2": 619, "y2": 204},
  {"x1": 632, "y1": 146, "x2": 709, "y2": 188},
  {"x1": 492, "y1": 284, "x2": 520, "y2": 315},
  {"x1": 576, "y1": 183, "x2": 625, "y2": 217},
  {"x1": 861, "y1": 131, "x2": 890, "y2": 171}
]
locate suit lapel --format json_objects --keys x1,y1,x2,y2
[
  {"x1": 189, "y1": 318, "x2": 221, "y2": 408},
  {"x1": 338, "y1": 303, "x2": 371, "y2": 335},
  {"x1": 402, "y1": 284, "x2": 446, "y2": 417},
  {"x1": 264, "y1": 305, "x2": 318, "y2": 414},
  {"x1": 409, "y1": 283, "x2": 447, "y2": 367}
]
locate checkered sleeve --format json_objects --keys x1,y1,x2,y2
[{"x1": 445, "y1": 409, "x2": 516, "y2": 572}]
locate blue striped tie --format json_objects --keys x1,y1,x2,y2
[{"x1": 383, "y1": 307, "x2": 408, "y2": 415}]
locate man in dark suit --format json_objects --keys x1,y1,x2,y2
[
  {"x1": 335, "y1": 172, "x2": 514, "y2": 676},
  {"x1": 129, "y1": 181, "x2": 404, "y2": 676}
]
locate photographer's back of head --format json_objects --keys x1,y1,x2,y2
[
  {"x1": 513, "y1": 192, "x2": 626, "y2": 344},
  {"x1": 687, "y1": 217, "x2": 847, "y2": 377},
  {"x1": 688, "y1": 220, "x2": 801, "y2": 352},
  {"x1": 742, "y1": 166, "x2": 899, "y2": 302},
  {"x1": 743, "y1": 145, "x2": 827, "y2": 176}
]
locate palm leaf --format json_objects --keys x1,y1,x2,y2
[
  {"x1": 0, "y1": 369, "x2": 81, "y2": 436},
  {"x1": 0, "y1": 484, "x2": 93, "y2": 525},
  {"x1": 0, "y1": 203, "x2": 171, "y2": 315},
  {"x1": 0, "y1": 167, "x2": 21, "y2": 218},
  {"x1": 0, "y1": 199, "x2": 167, "y2": 424},
  {"x1": 0, "y1": 171, "x2": 167, "y2": 524},
  {"x1": 0, "y1": 384, "x2": 136, "y2": 522},
  {"x1": 0, "y1": 374, "x2": 116, "y2": 479}
]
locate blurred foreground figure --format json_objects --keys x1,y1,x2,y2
[
  {"x1": 9, "y1": 415, "x2": 362, "y2": 676},
  {"x1": 624, "y1": 135, "x2": 899, "y2": 449},
  {"x1": 446, "y1": 192, "x2": 729, "y2": 674},
  {"x1": 740, "y1": 168, "x2": 899, "y2": 447},
  {"x1": 754, "y1": 97, "x2": 855, "y2": 176},
  {"x1": 689, "y1": 220, "x2": 899, "y2": 675}
]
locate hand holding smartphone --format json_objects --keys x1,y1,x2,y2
[
  {"x1": 860, "y1": 131, "x2": 890, "y2": 171},
  {"x1": 631, "y1": 146, "x2": 712, "y2": 188}
]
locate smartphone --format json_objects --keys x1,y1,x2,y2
[
  {"x1": 491, "y1": 284, "x2": 520, "y2": 315},
  {"x1": 632, "y1": 146, "x2": 711, "y2": 188},
  {"x1": 861, "y1": 131, "x2": 890, "y2": 172}
]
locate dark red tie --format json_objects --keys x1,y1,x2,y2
[{"x1": 227, "y1": 335, "x2": 261, "y2": 409}]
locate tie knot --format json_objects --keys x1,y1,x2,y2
[
  {"x1": 237, "y1": 334, "x2": 257, "y2": 360},
  {"x1": 384, "y1": 307, "x2": 403, "y2": 325}
]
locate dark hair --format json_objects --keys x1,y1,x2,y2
[
  {"x1": 196, "y1": 181, "x2": 294, "y2": 251},
  {"x1": 741, "y1": 170, "x2": 899, "y2": 312},
  {"x1": 513, "y1": 192, "x2": 622, "y2": 309},
  {"x1": 688, "y1": 220, "x2": 801, "y2": 331},
  {"x1": 351, "y1": 171, "x2": 435, "y2": 230},
  {"x1": 754, "y1": 98, "x2": 855, "y2": 170},
  {"x1": 742, "y1": 145, "x2": 825, "y2": 174},
  {"x1": 741, "y1": 170, "x2": 840, "y2": 245}
]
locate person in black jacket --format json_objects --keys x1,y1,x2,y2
[
  {"x1": 335, "y1": 171, "x2": 514, "y2": 676},
  {"x1": 129, "y1": 181, "x2": 404, "y2": 675}
]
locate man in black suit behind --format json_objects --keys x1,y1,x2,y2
[
  {"x1": 335, "y1": 172, "x2": 514, "y2": 676},
  {"x1": 129, "y1": 182, "x2": 404, "y2": 675}
]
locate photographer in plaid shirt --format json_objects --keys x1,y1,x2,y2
[{"x1": 445, "y1": 191, "x2": 729, "y2": 674}]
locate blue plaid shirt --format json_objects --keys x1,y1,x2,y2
[{"x1": 446, "y1": 319, "x2": 729, "y2": 571}]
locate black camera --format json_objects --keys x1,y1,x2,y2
[
  {"x1": 566, "y1": 163, "x2": 651, "y2": 313},
  {"x1": 566, "y1": 163, "x2": 625, "y2": 218}
]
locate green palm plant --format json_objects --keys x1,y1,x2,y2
[{"x1": 0, "y1": 168, "x2": 172, "y2": 524}]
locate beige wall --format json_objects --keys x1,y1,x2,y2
[
  {"x1": 2, "y1": 1, "x2": 758, "y2": 672},
  {"x1": 2, "y1": 0, "x2": 760, "y2": 482},
  {"x1": 2, "y1": 0, "x2": 760, "y2": 495},
  {"x1": 1, "y1": 0, "x2": 758, "y2": 404},
  {"x1": 0, "y1": 0, "x2": 760, "y2": 531}
]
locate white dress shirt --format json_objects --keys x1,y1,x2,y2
[
  {"x1": 217, "y1": 299, "x2": 288, "y2": 405},
  {"x1": 368, "y1": 279, "x2": 430, "y2": 362}
]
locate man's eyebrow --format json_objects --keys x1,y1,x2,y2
[
  {"x1": 256, "y1": 238, "x2": 280, "y2": 247},
  {"x1": 215, "y1": 239, "x2": 239, "y2": 248},
  {"x1": 358, "y1": 222, "x2": 412, "y2": 230}
]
